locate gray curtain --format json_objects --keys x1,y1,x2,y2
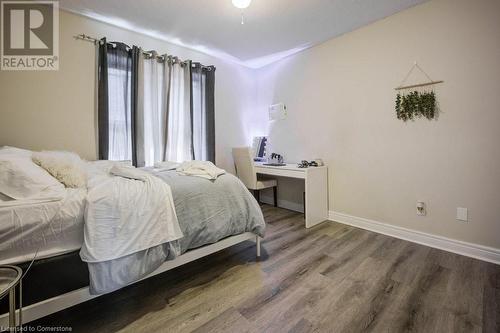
[
  {"x1": 130, "y1": 46, "x2": 141, "y2": 166},
  {"x1": 205, "y1": 66, "x2": 216, "y2": 163},
  {"x1": 97, "y1": 38, "x2": 108, "y2": 160},
  {"x1": 97, "y1": 40, "x2": 139, "y2": 161},
  {"x1": 191, "y1": 63, "x2": 216, "y2": 163},
  {"x1": 134, "y1": 51, "x2": 146, "y2": 167}
]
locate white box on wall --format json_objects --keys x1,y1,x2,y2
[{"x1": 269, "y1": 103, "x2": 287, "y2": 120}]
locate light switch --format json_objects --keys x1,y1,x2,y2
[{"x1": 456, "y1": 207, "x2": 468, "y2": 222}]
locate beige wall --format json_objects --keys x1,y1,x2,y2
[
  {"x1": 0, "y1": 10, "x2": 265, "y2": 172},
  {"x1": 1, "y1": 0, "x2": 499, "y2": 249},
  {"x1": 256, "y1": 0, "x2": 500, "y2": 248}
]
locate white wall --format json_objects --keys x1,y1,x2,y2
[
  {"x1": 256, "y1": 0, "x2": 500, "y2": 248},
  {"x1": 0, "y1": 10, "x2": 264, "y2": 172}
]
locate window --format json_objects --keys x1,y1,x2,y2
[
  {"x1": 98, "y1": 42, "x2": 215, "y2": 165},
  {"x1": 107, "y1": 66, "x2": 132, "y2": 161}
]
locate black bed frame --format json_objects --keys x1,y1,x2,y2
[{"x1": 0, "y1": 252, "x2": 88, "y2": 315}]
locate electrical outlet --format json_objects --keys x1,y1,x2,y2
[
  {"x1": 416, "y1": 201, "x2": 426, "y2": 216},
  {"x1": 457, "y1": 207, "x2": 468, "y2": 222}
]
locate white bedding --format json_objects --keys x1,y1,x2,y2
[
  {"x1": 176, "y1": 161, "x2": 226, "y2": 180},
  {"x1": 0, "y1": 188, "x2": 86, "y2": 265},
  {"x1": 80, "y1": 164, "x2": 183, "y2": 263}
]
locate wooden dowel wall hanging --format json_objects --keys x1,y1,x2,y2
[{"x1": 394, "y1": 62, "x2": 443, "y2": 121}]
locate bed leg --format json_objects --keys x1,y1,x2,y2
[{"x1": 256, "y1": 236, "x2": 261, "y2": 258}]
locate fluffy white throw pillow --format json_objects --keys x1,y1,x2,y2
[{"x1": 32, "y1": 151, "x2": 87, "y2": 188}]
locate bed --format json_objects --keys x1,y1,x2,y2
[
  {"x1": 0, "y1": 155, "x2": 265, "y2": 326},
  {"x1": 0, "y1": 188, "x2": 86, "y2": 266}
]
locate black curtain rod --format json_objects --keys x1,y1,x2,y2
[{"x1": 74, "y1": 33, "x2": 215, "y2": 71}]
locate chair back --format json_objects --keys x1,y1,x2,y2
[{"x1": 232, "y1": 147, "x2": 257, "y2": 189}]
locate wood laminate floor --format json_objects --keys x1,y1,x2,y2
[{"x1": 32, "y1": 205, "x2": 499, "y2": 332}]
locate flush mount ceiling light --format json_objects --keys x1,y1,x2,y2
[
  {"x1": 232, "y1": 0, "x2": 251, "y2": 24},
  {"x1": 232, "y1": 0, "x2": 252, "y2": 9}
]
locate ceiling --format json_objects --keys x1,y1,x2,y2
[{"x1": 61, "y1": 0, "x2": 428, "y2": 68}]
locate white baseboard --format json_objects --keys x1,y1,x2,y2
[
  {"x1": 329, "y1": 211, "x2": 500, "y2": 265},
  {"x1": 260, "y1": 195, "x2": 304, "y2": 213}
]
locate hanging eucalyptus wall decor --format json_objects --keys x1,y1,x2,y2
[
  {"x1": 394, "y1": 62, "x2": 443, "y2": 122},
  {"x1": 395, "y1": 90, "x2": 436, "y2": 121}
]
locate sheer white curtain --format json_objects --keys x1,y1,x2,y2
[
  {"x1": 165, "y1": 60, "x2": 192, "y2": 163},
  {"x1": 140, "y1": 52, "x2": 166, "y2": 166},
  {"x1": 136, "y1": 56, "x2": 192, "y2": 166}
]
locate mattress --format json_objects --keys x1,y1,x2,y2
[{"x1": 0, "y1": 188, "x2": 86, "y2": 265}]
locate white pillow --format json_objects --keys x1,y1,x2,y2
[
  {"x1": 0, "y1": 156, "x2": 65, "y2": 200},
  {"x1": 32, "y1": 151, "x2": 87, "y2": 188},
  {"x1": 0, "y1": 146, "x2": 32, "y2": 157}
]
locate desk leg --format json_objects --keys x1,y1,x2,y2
[
  {"x1": 252, "y1": 190, "x2": 260, "y2": 204},
  {"x1": 273, "y1": 186, "x2": 278, "y2": 207},
  {"x1": 9, "y1": 287, "x2": 15, "y2": 328},
  {"x1": 305, "y1": 167, "x2": 328, "y2": 228}
]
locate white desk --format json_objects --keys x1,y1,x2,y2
[{"x1": 254, "y1": 162, "x2": 328, "y2": 228}]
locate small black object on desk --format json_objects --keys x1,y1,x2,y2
[{"x1": 297, "y1": 160, "x2": 319, "y2": 168}]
